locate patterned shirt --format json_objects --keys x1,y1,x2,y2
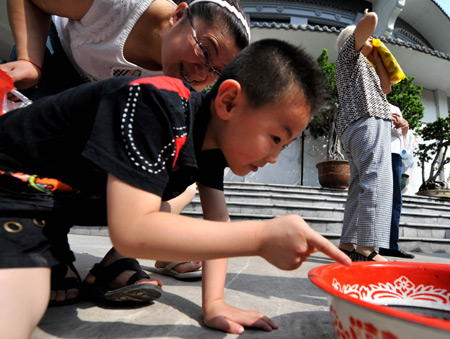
[{"x1": 335, "y1": 34, "x2": 391, "y2": 137}]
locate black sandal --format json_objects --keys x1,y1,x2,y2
[
  {"x1": 82, "y1": 258, "x2": 162, "y2": 305},
  {"x1": 353, "y1": 251, "x2": 379, "y2": 262},
  {"x1": 49, "y1": 262, "x2": 82, "y2": 307},
  {"x1": 339, "y1": 248, "x2": 355, "y2": 260}
]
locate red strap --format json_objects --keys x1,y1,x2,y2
[{"x1": 17, "y1": 58, "x2": 43, "y2": 72}]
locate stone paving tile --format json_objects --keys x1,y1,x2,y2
[{"x1": 31, "y1": 234, "x2": 450, "y2": 339}]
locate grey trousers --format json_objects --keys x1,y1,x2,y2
[{"x1": 340, "y1": 116, "x2": 392, "y2": 248}]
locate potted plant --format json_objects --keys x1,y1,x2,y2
[
  {"x1": 308, "y1": 49, "x2": 350, "y2": 189},
  {"x1": 415, "y1": 112, "x2": 450, "y2": 198}
]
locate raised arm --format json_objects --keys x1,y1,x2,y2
[{"x1": 354, "y1": 9, "x2": 377, "y2": 52}]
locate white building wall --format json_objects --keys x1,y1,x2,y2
[{"x1": 227, "y1": 87, "x2": 448, "y2": 196}]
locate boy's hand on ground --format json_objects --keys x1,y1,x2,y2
[
  {"x1": 204, "y1": 300, "x2": 278, "y2": 334},
  {"x1": 258, "y1": 215, "x2": 352, "y2": 269}
]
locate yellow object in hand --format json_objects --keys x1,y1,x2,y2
[{"x1": 368, "y1": 38, "x2": 406, "y2": 85}]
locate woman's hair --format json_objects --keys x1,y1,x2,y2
[
  {"x1": 210, "y1": 39, "x2": 326, "y2": 117},
  {"x1": 187, "y1": 0, "x2": 250, "y2": 50},
  {"x1": 335, "y1": 25, "x2": 356, "y2": 52}
]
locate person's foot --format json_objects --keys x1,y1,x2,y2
[
  {"x1": 338, "y1": 243, "x2": 355, "y2": 259},
  {"x1": 82, "y1": 248, "x2": 163, "y2": 304},
  {"x1": 153, "y1": 261, "x2": 202, "y2": 280},
  {"x1": 379, "y1": 248, "x2": 415, "y2": 259},
  {"x1": 339, "y1": 248, "x2": 355, "y2": 259},
  {"x1": 354, "y1": 247, "x2": 388, "y2": 262},
  {"x1": 83, "y1": 266, "x2": 162, "y2": 290},
  {"x1": 49, "y1": 263, "x2": 82, "y2": 306},
  {"x1": 84, "y1": 257, "x2": 163, "y2": 290},
  {"x1": 83, "y1": 258, "x2": 163, "y2": 305},
  {"x1": 154, "y1": 261, "x2": 202, "y2": 273}
]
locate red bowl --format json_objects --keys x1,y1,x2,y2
[{"x1": 309, "y1": 262, "x2": 450, "y2": 339}]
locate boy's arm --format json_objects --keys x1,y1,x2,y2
[
  {"x1": 197, "y1": 184, "x2": 277, "y2": 334},
  {"x1": 354, "y1": 9, "x2": 377, "y2": 51},
  {"x1": 107, "y1": 174, "x2": 351, "y2": 265},
  {"x1": 197, "y1": 183, "x2": 230, "y2": 317},
  {"x1": 107, "y1": 175, "x2": 351, "y2": 333}
]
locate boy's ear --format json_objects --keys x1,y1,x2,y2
[
  {"x1": 214, "y1": 79, "x2": 242, "y2": 120},
  {"x1": 169, "y1": 2, "x2": 188, "y2": 26}
]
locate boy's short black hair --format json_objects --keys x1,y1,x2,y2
[{"x1": 210, "y1": 39, "x2": 325, "y2": 117}]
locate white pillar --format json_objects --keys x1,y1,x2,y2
[{"x1": 372, "y1": 0, "x2": 406, "y2": 37}]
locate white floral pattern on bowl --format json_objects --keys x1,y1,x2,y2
[{"x1": 309, "y1": 262, "x2": 450, "y2": 339}]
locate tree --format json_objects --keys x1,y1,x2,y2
[
  {"x1": 308, "y1": 49, "x2": 344, "y2": 160},
  {"x1": 415, "y1": 112, "x2": 450, "y2": 190}
]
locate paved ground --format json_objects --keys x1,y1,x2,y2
[{"x1": 31, "y1": 234, "x2": 450, "y2": 339}]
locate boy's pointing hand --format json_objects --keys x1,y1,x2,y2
[{"x1": 258, "y1": 215, "x2": 352, "y2": 269}]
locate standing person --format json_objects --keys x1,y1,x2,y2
[
  {"x1": 335, "y1": 9, "x2": 392, "y2": 262},
  {"x1": 0, "y1": 39, "x2": 351, "y2": 338},
  {"x1": 0, "y1": 0, "x2": 251, "y2": 305},
  {"x1": 379, "y1": 104, "x2": 415, "y2": 258}
]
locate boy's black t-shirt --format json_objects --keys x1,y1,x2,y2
[{"x1": 0, "y1": 76, "x2": 227, "y2": 206}]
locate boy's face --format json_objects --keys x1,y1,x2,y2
[{"x1": 214, "y1": 86, "x2": 311, "y2": 176}]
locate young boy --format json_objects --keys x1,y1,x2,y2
[{"x1": 0, "y1": 39, "x2": 350, "y2": 337}]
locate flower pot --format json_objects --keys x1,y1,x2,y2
[
  {"x1": 416, "y1": 189, "x2": 450, "y2": 199},
  {"x1": 316, "y1": 160, "x2": 350, "y2": 189}
]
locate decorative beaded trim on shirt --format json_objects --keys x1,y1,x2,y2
[{"x1": 121, "y1": 84, "x2": 187, "y2": 174}]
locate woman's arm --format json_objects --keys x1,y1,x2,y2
[
  {"x1": 368, "y1": 48, "x2": 391, "y2": 94},
  {"x1": 29, "y1": 0, "x2": 94, "y2": 19},
  {"x1": 354, "y1": 9, "x2": 377, "y2": 51},
  {"x1": 2, "y1": 0, "x2": 51, "y2": 88},
  {"x1": 1, "y1": 0, "x2": 94, "y2": 90}
]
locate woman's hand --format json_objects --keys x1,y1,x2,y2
[
  {"x1": 0, "y1": 60, "x2": 41, "y2": 90},
  {"x1": 367, "y1": 46, "x2": 381, "y2": 65},
  {"x1": 392, "y1": 113, "x2": 409, "y2": 135},
  {"x1": 203, "y1": 299, "x2": 278, "y2": 334}
]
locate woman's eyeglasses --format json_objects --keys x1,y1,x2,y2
[{"x1": 188, "y1": 11, "x2": 221, "y2": 81}]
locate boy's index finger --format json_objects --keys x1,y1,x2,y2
[{"x1": 308, "y1": 231, "x2": 352, "y2": 266}]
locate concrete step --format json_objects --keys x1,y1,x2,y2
[
  {"x1": 72, "y1": 182, "x2": 450, "y2": 253},
  {"x1": 185, "y1": 197, "x2": 450, "y2": 227},
  {"x1": 181, "y1": 181, "x2": 450, "y2": 253}
]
